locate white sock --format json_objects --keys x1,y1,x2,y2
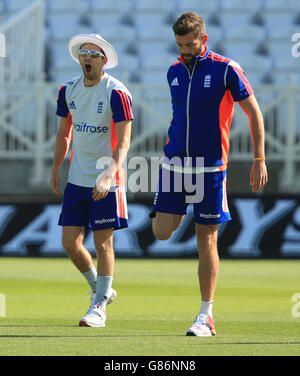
[
  {"x1": 95, "y1": 276, "x2": 113, "y2": 311},
  {"x1": 81, "y1": 265, "x2": 97, "y2": 293},
  {"x1": 199, "y1": 300, "x2": 213, "y2": 318}
]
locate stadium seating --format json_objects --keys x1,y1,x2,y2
[
  {"x1": 0, "y1": 0, "x2": 5, "y2": 13},
  {"x1": 49, "y1": 67, "x2": 82, "y2": 86},
  {"x1": 110, "y1": 53, "x2": 140, "y2": 82},
  {"x1": 172, "y1": 0, "x2": 218, "y2": 17},
  {"x1": 90, "y1": 12, "x2": 124, "y2": 32},
  {"x1": 138, "y1": 52, "x2": 177, "y2": 84},
  {"x1": 134, "y1": 0, "x2": 174, "y2": 11},
  {"x1": 89, "y1": 0, "x2": 132, "y2": 13},
  {"x1": 261, "y1": 0, "x2": 300, "y2": 29},
  {"x1": 46, "y1": 0, "x2": 88, "y2": 12},
  {"x1": 222, "y1": 25, "x2": 266, "y2": 61},
  {"x1": 47, "y1": 13, "x2": 84, "y2": 41},
  {"x1": 272, "y1": 56, "x2": 300, "y2": 85},
  {"x1": 93, "y1": 24, "x2": 136, "y2": 57},
  {"x1": 44, "y1": 0, "x2": 300, "y2": 85},
  {"x1": 2, "y1": 0, "x2": 300, "y2": 87},
  {"x1": 4, "y1": 0, "x2": 33, "y2": 12},
  {"x1": 205, "y1": 25, "x2": 223, "y2": 51},
  {"x1": 218, "y1": 0, "x2": 262, "y2": 29},
  {"x1": 237, "y1": 55, "x2": 274, "y2": 86},
  {"x1": 98, "y1": 24, "x2": 136, "y2": 44},
  {"x1": 265, "y1": 25, "x2": 300, "y2": 59},
  {"x1": 130, "y1": 0, "x2": 174, "y2": 29},
  {"x1": 135, "y1": 24, "x2": 175, "y2": 57}
]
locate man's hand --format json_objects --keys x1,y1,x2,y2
[
  {"x1": 50, "y1": 168, "x2": 62, "y2": 195},
  {"x1": 93, "y1": 175, "x2": 113, "y2": 201},
  {"x1": 250, "y1": 160, "x2": 268, "y2": 192}
]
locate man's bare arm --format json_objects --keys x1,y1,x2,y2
[
  {"x1": 238, "y1": 95, "x2": 268, "y2": 192},
  {"x1": 50, "y1": 116, "x2": 73, "y2": 195}
]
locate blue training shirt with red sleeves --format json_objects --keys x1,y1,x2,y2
[{"x1": 164, "y1": 45, "x2": 254, "y2": 170}]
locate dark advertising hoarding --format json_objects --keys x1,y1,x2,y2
[{"x1": 0, "y1": 196, "x2": 300, "y2": 258}]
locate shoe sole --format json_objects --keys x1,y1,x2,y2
[
  {"x1": 186, "y1": 330, "x2": 216, "y2": 337},
  {"x1": 79, "y1": 320, "x2": 105, "y2": 328}
]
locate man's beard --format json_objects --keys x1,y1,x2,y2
[
  {"x1": 181, "y1": 54, "x2": 194, "y2": 64},
  {"x1": 181, "y1": 47, "x2": 203, "y2": 64}
]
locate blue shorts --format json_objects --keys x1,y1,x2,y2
[
  {"x1": 58, "y1": 183, "x2": 128, "y2": 231},
  {"x1": 152, "y1": 168, "x2": 231, "y2": 225}
]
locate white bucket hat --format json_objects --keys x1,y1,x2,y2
[{"x1": 68, "y1": 33, "x2": 118, "y2": 69}]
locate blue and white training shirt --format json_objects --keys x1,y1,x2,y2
[{"x1": 56, "y1": 73, "x2": 134, "y2": 187}]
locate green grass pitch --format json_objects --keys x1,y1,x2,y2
[{"x1": 0, "y1": 257, "x2": 300, "y2": 356}]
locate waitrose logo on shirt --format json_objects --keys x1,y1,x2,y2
[{"x1": 74, "y1": 121, "x2": 108, "y2": 133}]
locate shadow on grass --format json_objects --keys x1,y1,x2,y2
[
  {"x1": 1, "y1": 325, "x2": 300, "y2": 345},
  {"x1": 0, "y1": 333, "x2": 300, "y2": 346}
]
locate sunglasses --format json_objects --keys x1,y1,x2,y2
[{"x1": 78, "y1": 49, "x2": 105, "y2": 58}]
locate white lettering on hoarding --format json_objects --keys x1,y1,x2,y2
[
  {"x1": 0, "y1": 200, "x2": 300, "y2": 257},
  {"x1": 228, "y1": 199, "x2": 297, "y2": 257},
  {"x1": 281, "y1": 206, "x2": 300, "y2": 257},
  {"x1": 2, "y1": 206, "x2": 62, "y2": 254}
]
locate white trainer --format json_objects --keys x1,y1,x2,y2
[
  {"x1": 79, "y1": 289, "x2": 116, "y2": 327},
  {"x1": 79, "y1": 305, "x2": 106, "y2": 327},
  {"x1": 186, "y1": 314, "x2": 216, "y2": 337}
]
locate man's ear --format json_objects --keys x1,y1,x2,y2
[{"x1": 202, "y1": 34, "x2": 208, "y2": 44}]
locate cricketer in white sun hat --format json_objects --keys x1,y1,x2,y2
[{"x1": 68, "y1": 33, "x2": 118, "y2": 70}]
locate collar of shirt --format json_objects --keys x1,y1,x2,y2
[{"x1": 177, "y1": 45, "x2": 210, "y2": 68}]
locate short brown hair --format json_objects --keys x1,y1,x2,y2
[{"x1": 172, "y1": 12, "x2": 206, "y2": 38}]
